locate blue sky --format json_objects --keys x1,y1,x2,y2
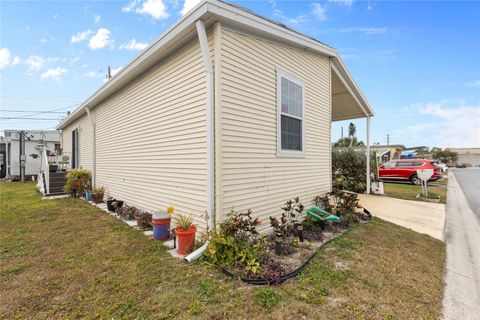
[{"x1": 1, "y1": 0, "x2": 479, "y2": 147}]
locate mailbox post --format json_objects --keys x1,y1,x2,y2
[{"x1": 416, "y1": 169, "x2": 433, "y2": 197}]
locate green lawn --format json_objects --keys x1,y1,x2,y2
[
  {"x1": 1, "y1": 182, "x2": 445, "y2": 319},
  {"x1": 383, "y1": 182, "x2": 447, "y2": 204}
]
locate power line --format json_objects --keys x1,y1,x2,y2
[
  {"x1": 0, "y1": 110, "x2": 67, "y2": 113},
  {"x1": 0, "y1": 117, "x2": 61, "y2": 120},
  {"x1": 10, "y1": 103, "x2": 79, "y2": 119}
]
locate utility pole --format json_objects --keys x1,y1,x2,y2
[
  {"x1": 386, "y1": 134, "x2": 390, "y2": 146},
  {"x1": 341, "y1": 126, "x2": 344, "y2": 139},
  {"x1": 107, "y1": 66, "x2": 112, "y2": 79},
  {"x1": 19, "y1": 131, "x2": 26, "y2": 183}
]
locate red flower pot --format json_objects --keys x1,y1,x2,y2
[{"x1": 175, "y1": 225, "x2": 196, "y2": 255}]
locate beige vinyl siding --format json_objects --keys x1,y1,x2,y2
[
  {"x1": 61, "y1": 33, "x2": 212, "y2": 230},
  {"x1": 218, "y1": 27, "x2": 332, "y2": 231},
  {"x1": 61, "y1": 115, "x2": 93, "y2": 171}
]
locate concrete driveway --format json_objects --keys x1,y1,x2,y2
[{"x1": 358, "y1": 194, "x2": 446, "y2": 241}]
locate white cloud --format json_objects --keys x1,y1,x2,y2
[
  {"x1": 119, "y1": 38, "x2": 149, "y2": 50},
  {"x1": 180, "y1": 0, "x2": 201, "y2": 15},
  {"x1": 81, "y1": 63, "x2": 88, "y2": 68},
  {"x1": 122, "y1": 0, "x2": 169, "y2": 20},
  {"x1": 273, "y1": 9, "x2": 308, "y2": 25},
  {"x1": 93, "y1": 15, "x2": 101, "y2": 23},
  {"x1": 88, "y1": 28, "x2": 113, "y2": 50},
  {"x1": 53, "y1": 14, "x2": 59, "y2": 19},
  {"x1": 312, "y1": 3, "x2": 327, "y2": 21},
  {"x1": 83, "y1": 71, "x2": 101, "y2": 78},
  {"x1": 25, "y1": 55, "x2": 45, "y2": 71},
  {"x1": 396, "y1": 101, "x2": 480, "y2": 148},
  {"x1": 0, "y1": 48, "x2": 11, "y2": 69},
  {"x1": 340, "y1": 27, "x2": 389, "y2": 35},
  {"x1": 71, "y1": 30, "x2": 92, "y2": 44},
  {"x1": 329, "y1": 0, "x2": 354, "y2": 8},
  {"x1": 12, "y1": 56, "x2": 21, "y2": 65},
  {"x1": 467, "y1": 80, "x2": 480, "y2": 88},
  {"x1": 41, "y1": 67, "x2": 67, "y2": 80},
  {"x1": 40, "y1": 38, "x2": 48, "y2": 43}
]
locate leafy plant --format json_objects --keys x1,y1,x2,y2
[
  {"x1": 259, "y1": 257, "x2": 286, "y2": 283},
  {"x1": 64, "y1": 168, "x2": 91, "y2": 196},
  {"x1": 254, "y1": 288, "x2": 281, "y2": 308},
  {"x1": 282, "y1": 197, "x2": 305, "y2": 225},
  {"x1": 92, "y1": 186, "x2": 106, "y2": 195},
  {"x1": 116, "y1": 205, "x2": 137, "y2": 220},
  {"x1": 314, "y1": 194, "x2": 334, "y2": 212},
  {"x1": 134, "y1": 211, "x2": 152, "y2": 229},
  {"x1": 269, "y1": 211, "x2": 289, "y2": 238},
  {"x1": 204, "y1": 232, "x2": 262, "y2": 274},
  {"x1": 174, "y1": 214, "x2": 193, "y2": 230},
  {"x1": 332, "y1": 148, "x2": 376, "y2": 193},
  {"x1": 221, "y1": 209, "x2": 260, "y2": 241}
]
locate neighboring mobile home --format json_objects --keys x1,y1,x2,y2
[
  {"x1": 55, "y1": 0, "x2": 374, "y2": 232},
  {"x1": 1, "y1": 130, "x2": 60, "y2": 180}
]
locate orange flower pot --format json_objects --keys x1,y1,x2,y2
[{"x1": 176, "y1": 225, "x2": 196, "y2": 255}]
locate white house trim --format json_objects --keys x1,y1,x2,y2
[{"x1": 276, "y1": 68, "x2": 306, "y2": 158}]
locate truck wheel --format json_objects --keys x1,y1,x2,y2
[{"x1": 410, "y1": 174, "x2": 421, "y2": 185}]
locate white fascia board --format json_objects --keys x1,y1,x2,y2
[
  {"x1": 206, "y1": 1, "x2": 336, "y2": 57},
  {"x1": 331, "y1": 57, "x2": 374, "y2": 117},
  {"x1": 56, "y1": 3, "x2": 209, "y2": 130}
]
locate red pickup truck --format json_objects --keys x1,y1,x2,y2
[{"x1": 379, "y1": 159, "x2": 443, "y2": 185}]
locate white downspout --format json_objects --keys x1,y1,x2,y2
[
  {"x1": 85, "y1": 107, "x2": 96, "y2": 188},
  {"x1": 185, "y1": 19, "x2": 214, "y2": 262},
  {"x1": 366, "y1": 116, "x2": 371, "y2": 194}
]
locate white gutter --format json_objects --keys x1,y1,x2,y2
[
  {"x1": 85, "y1": 107, "x2": 96, "y2": 187},
  {"x1": 185, "y1": 19, "x2": 215, "y2": 262}
]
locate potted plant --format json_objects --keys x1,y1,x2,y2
[
  {"x1": 174, "y1": 214, "x2": 196, "y2": 255},
  {"x1": 134, "y1": 210, "x2": 152, "y2": 230},
  {"x1": 92, "y1": 186, "x2": 106, "y2": 204},
  {"x1": 84, "y1": 189, "x2": 93, "y2": 201},
  {"x1": 64, "y1": 168, "x2": 91, "y2": 197},
  {"x1": 48, "y1": 161, "x2": 58, "y2": 172},
  {"x1": 106, "y1": 198, "x2": 124, "y2": 212}
]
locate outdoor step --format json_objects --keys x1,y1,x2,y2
[
  {"x1": 49, "y1": 187, "x2": 66, "y2": 193},
  {"x1": 49, "y1": 181, "x2": 66, "y2": 188},
  {"x1": 49, "y1": 172, "x2": 67, "y2": 178},
  {"x1": 46, "y1": 192, "x2": 68, "y2": 196},
  {"x1": 50, "y1": 176, "x2": 67, "y2": 181}
]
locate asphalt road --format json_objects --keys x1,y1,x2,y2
[
  {"x1": 443, "y1": 169, "x2": 480, "y2": 319},
  {"x1": 453, "y1": 169, "x2": 480, "y2": 220}
]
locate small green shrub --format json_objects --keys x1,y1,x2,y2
[
  {"x1": 254, "y1": 288, "x2": 281, "y2": 308},
  {"x1": 204, "y1": 232, "x2": 262, "y2": 274}
]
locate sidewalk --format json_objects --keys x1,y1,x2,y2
[{"x1": 358, "y1": 194, "x2": 445, "y2": 241}]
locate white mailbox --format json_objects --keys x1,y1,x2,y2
[
  {"x1": 416, "y1": 169, "x2": 433, "y2": 181},
  {"x1": 416, "y1": 169, "x2": 433, "y2": 197}
]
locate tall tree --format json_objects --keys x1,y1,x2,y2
[
  {"x1": 431, "y1": 148, "x2": 458, "y2": 164},
  {"x1": 348, "y1": 122, "x2": 356, "y2": 147}
]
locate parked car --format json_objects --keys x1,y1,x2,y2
[{"x1": 379, "y1": 159, "x2": 443, "y2": 185}]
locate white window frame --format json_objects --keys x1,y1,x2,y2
[{"x1": 276, "y1": 68, "x2": 306, "y2": 158}]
